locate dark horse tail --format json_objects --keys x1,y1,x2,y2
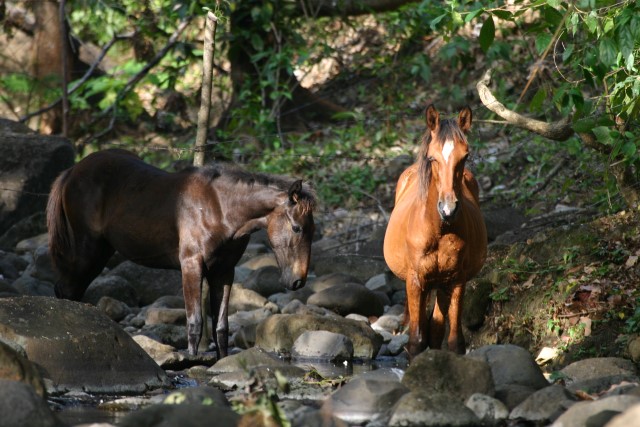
[{"x1": 46, "y1": 169, "x2": 73, "y2": 292}]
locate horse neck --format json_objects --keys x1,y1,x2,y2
[{"x1": 217, "y1": 179, "x2": 286, "y2": 226}]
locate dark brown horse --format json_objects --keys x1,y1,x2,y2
[
  {"x1": 47, "y1": 149, "x2": 316, "y2": 357},
  {"x1": 383, "y1": 105, "x2": 487, "y2": 358}
]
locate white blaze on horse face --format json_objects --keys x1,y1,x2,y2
[{"x1": 442, "y1": 139, "x2": 455, "y2": 164}]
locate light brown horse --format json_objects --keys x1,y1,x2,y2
[
  {"x1": 383, "y1": 105, "x2": 487, "y2": 358},
  {"x1": 47, "y1": 149, "x2": 316, "y2": 358}
]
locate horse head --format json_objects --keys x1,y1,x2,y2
[
  {"x1": 422, "y1": 104, "x2": 472, "y2": 223},
  {"x1": 267, "y1": 180, "x2": 315, "y2": 290}
]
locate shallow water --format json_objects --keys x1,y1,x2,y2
[{"x1": 52, "y1": 358, "x2": 408, "y2": 425}]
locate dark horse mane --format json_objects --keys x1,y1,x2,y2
[
  {"x1": 417, "y1": 118, "x2": 468, "y2": 199},
  {"x1": 195, "y1": 162, "x2": 317, "y2": 213}
]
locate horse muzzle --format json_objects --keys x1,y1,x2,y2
[{"x1": 438, "y1": 198, "x2": 459, "y2": 222}]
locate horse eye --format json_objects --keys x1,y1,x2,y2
[
  {"x1": 292, "y1": 224, "x2": 302, "y2": 234},
  {"x1": 427, "y1": 156, "x2": 435, "y2": 162}
]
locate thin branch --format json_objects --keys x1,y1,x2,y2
[
  {"x1": 19, "y1": 33, "x2": 132, "y2": 123},
  {"x1": 79, "y1": 17, "x2": 192, "y2": 147},
  {"x1": 476, "y1": 69, "x2": 575, "y2": 141}
]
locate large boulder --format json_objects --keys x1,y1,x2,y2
[
  {"x1": 0, "y1": 379, "x2": 62, "y2": 427},
  {"x1": 0, "y1": 125, "x2": 74, "y2": 235},
  {"x1": 0, "y1": 296, "x2": 170, "y2": 394},
  {"x1": 106, "y1": 261, "x2": 182, "y2": 305},
  {"x1": 256, "y1": 313, "x2": 383, "y2": 359}
]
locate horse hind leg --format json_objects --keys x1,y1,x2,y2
[
  {"x1": 446, "y1": 283, "x2": 466, "y2": 354},
  {"x1": 405, "y1": 272, "x2": 431, "y2": 358},
  {"x1": 430, "y1": 288, "x2": 450, "y2": 350},
  {"x1": 207, "y1": 268, "x2": 234, "y2": 360},
  {"x1": 54, "y1": 237, "x2": 114, "y2": 301}
]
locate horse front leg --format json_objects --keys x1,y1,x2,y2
[
  {"x1": 430, "y1": 287, "x2": 450, "y2": 350},
  {"x1": 447, "y1": 282, "x2": 466, "y2": 354},
  {"x1": 207, "y1": 268, "x2": 234, "y2": 360},
  {"x1": 181, "y1": 257, "x2": 204, "y2": 356},
  {"x1": 406, "y1": 271, "x2": 429, "y2": 359}
]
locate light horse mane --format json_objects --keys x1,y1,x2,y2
[
  {"x1": 198, "y1": 163, "x2": 317, "y2": 213},
  {"x1": 417, "y1": 118, "x2": 468, "y2": 200}
]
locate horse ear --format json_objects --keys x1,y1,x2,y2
[
  {"x1": 458, "y1": 106, "x2": 472, "y2": 133},
  {"x1": 288, "y1": 180, "x2": 303, "y2": 204},
  {"x1": 425, "y1": 104, "x2": 439, "y2": 131}
]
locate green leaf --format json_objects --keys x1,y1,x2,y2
[
  {"x1": 562, "y1": 43, "x2": 574, "y2": 62},
  {"x1": 464, "y1": 8, "x2": 484, "y2": 23},
  {"x1": 573, "y1": 117, "x2": 597, "y2": 133},
  {"x1": 492, "y1": 10, "x2": 513, "y2": 20},
  {"x1": 529, "y1": 87, "x2": 546, "y2": 112},
  {"x1": 535, "y1": 33, "x2": 552, "y2": 55},
  {"x1": 585, "y1": 12, "x2": 598, "y2": 34},
  {"x1": 592, "y1": 126, "x2": 612, "y2": 144},
  {"x1": 621, "y1": 140, "x2": 637, "y2": 159},
  {"x1": 430, "y1": 13, "x2": 448, "y2": 31},
  {"x1": 547, "y1": 0, "x2": 561, "y2": 7},
  {"x1": 598, "y1": 38, "x2": 617, "y2": 67},
  {"x1": 479, "y1": 16, "x2": 495, "y2": 53}
]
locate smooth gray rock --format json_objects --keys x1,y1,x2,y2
[
  {"x1": 256, "y1": 313, "x2": 383, "y2": 359},
  {"x1": 402, "y1": 350, "x2": 495, "y2": 402},
  {"x1": 389, "y1": 391, "x2": 481, "y2": 427},
  {"x1": 118, "y1": 403, "x2": 240, "y2": 427},
  {"x1": 551, "y1": 395, "x2": 640, "y2": 427},
  {"x1": 107, "y1": 261, "x2": 182, "y2": 305},
  {"x1": 0, "y1": 296, "x2": 170, "y2": 394},
  {"x1": 323, "y1": 368, "x2": 409, "y2": 425},
  {"x1": 509, "y1": 384, "x2": 578, "y2": 424},
  {"x1": 0, "y1": 379, "x2": 62, "y2": 427},
  {"x1": 306, "y1": 282, "x2": 384, "y2": 317},
  {"x1": 82, "y1": 274, "x2": 139, "y2": 307},
  {"x1": 0, "y1": 131, "x2": 74, "y2": 235},
  {"x1": 560, "y1": 357, "x2": 639, "y2": 394},
  {"x1": 291, "y1": 330, "x2": 354, "y2": 361}
]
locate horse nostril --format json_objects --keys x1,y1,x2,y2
[{"x1": 291, "y1": 279, "x2": 304, "y2": 290}]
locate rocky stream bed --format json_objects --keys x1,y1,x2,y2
[{"x1": 1, "y1": 224, "x2": 640, "y2": 427}]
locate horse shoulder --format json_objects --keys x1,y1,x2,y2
[{"x1": 394, "y1": 164, "x2": 419, "y2": 204}]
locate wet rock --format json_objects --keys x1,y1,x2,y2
[
  {"x1": 628, "y1": 337, "x2": 640, "y2": 363},
  {"x1": 606, "y1": 403, "x2": 640, "y2": 427},
  {"x1": 107, "y1": 261, "x2": 182, "y2": 305},
  {"x1": 0, "y1": 296, "x2": 170, "y2": 394},
  {"x1": 268, "y1": 286, "x2": 314, "y2": 308},
  {"x1": 229, "y1": 284, "x2": 278, "y2": 314},
  {"x1": 310, "y1": 273, "x2": 363, "y2": 293},
  {"x1": 402, "y1": 350, "x2": 494, "y2": 401},
  {"x1": 465, "y1": 393, "x2": 509, "y2": 425},
  {"x1": 23, "y1": 245, "x2": 57, "y2": 283},
  {"x1": 468, "y1": 344, "x2": 549, "y2": 408},
  {"x1": 228, "y1": 307, "x2": 273, "y2": 339},
  {"x1": 11, "y1": 274, "x2": 55, "y2": 296},
  {"x1": 388, "y1": 391, "x2": 481, "y2": 427},
  {"x1": 256, "y1": 313, "x2": 383, "y2": 359},
  {"x1": 140, "y1": 323, "x2": 188, "y2": 349},
  {"x1": 242, "y1": 265, "x2": 286, "y2": 297},
  {"x1": 550, "y1": 395, "x2": 640, "y2": 427},
  {"x1": 292, "y1": 408, "x2": 348, "y2": 427},
  {"x1": 239, "y1": 253, "x2": 278, "y2": 270},
  {"x1": 306, "y1": 282, "x2": 385, "y2": 317},
  {"x1": 0, "y1": 130, "x2": 74, "y2": 236},
  {"x1": 82, "y1": 275, "x2": 139, "y2": 307},
  {"x1": 509, "y1": 384, "x2": 578, "y2": 425},
  {"x1": 0, "y1": 250, "x2": 29, "y2": 281},
  {"x1": 291, "y1": 330, "x2": 354, "y2": 362},
  {"x1": 0, "y1": 340, "x2": 46, "y2": 397},
  {"x1": 96, "y1": 296, "x2": 132, "y2": 322},
  {"x1": 118, "y1": 403, "x2": 240, "y2": 427},
  {"x1": 313, "y1": 253, "x2": 388, "y2": 283},
  {"x1": 560, "y1": 357, "x2": 639, "y2": 394},
  {"x1": 0, "y1": 279, "x2": 19, "y2": 297},
  {"x1": 207, "y1": 347, "x2": 289, "y2": 375},
  {"x1": 145, "y1": 307, "x2": 186, "y2": 325},
  {"x1": 0, "y1": 212, "x2": 47, "y2": 252},
  {"x1": 0, "y1": 379, "x2": 62, "y2": 427},
  {"x1": 323, "y1": 368, "x2": 408, "y2": 425}
]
